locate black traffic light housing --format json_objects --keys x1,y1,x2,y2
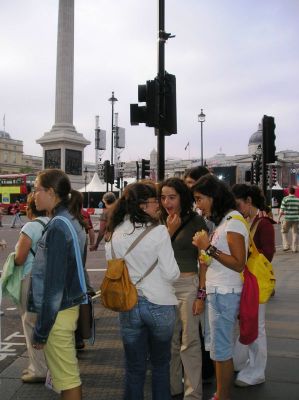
[
  {"x1": 130, "y1": 79, "x2": 159, "y2": 127},
  {"x1": 103, "y1": 160, "x2": 115, "y2": 184},
  {"x1": 141, "y1": 159, "x2": 150, "y2": 179},
  {"x1": 162, "y1": 72, "x2": 177, "y2": 135},
  {"x1": 115, "y1": 177, "x2": 121, "y2": 189},
  {"x1": 262, "y1": 115, "x2": 276, "y2": 164}
]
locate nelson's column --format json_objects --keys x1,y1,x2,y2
[{"x1": 37, "y1": 0, "x2": 90, "y2": 188}]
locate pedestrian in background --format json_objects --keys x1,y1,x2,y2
[
  {"x1": 105, "y1": 182, "x2": 180, "y2": 400},
  {"x1": 192, "y1": 175, "x2": 249, "y2": 400},
  {"x1": 90, "y1": 191, "x2": 116, "y2": 251},
  {"x1": 232, "y1": 184, "x2": 276, "y2": 387},
  {"x1": 159, "y1": 177, "x2": 207, "y2": 400},
  {"x1": 184, "y1": 166, "x2": 210, "y2": 189},
  {"x1": 10, "y1": 200, "x2": 23, "y2": 228},
  {"x1": 28, "y1": 169, "x2": 86, "y2": 399},
  {"x1": 278, "y1": 186, "x2": 299, "y2": 252},
  {"x1": 14, "y1": 193, "x2": 49, "y2": 383}
]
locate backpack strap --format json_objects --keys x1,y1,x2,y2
[
  {"x1": 51, "y1": 216, "x2": 88, "y2": 304},
  {"x1": 228, "y1": 214, "x2": 259, "y2": 257},
  {"x1": 110, "y1": 224, "x2": 158, "y2": 259},
  {"x1": 110, "y1": 224, "x2": 159, "y2": 286},
  {"x1": 250, "y1": 219, "x2": 261, "y2": 238},
  {"x1": 29, "y1": 219, "x2": 48, "y2": 257}
]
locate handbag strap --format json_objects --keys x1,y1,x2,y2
[
  {"x1": 110, "y1": 224, "x2": 159, "y2": 286},
  {"x1": 51, "y1": 216, "x2": 88, "y2": 304}
]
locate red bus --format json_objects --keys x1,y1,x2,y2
[{"x1": 0, "y1": 173, "x2": 36, "y2": 214}]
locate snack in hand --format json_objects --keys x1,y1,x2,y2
[{"x1": 199, "y1": 250, "x2": 212, "y2": 266}]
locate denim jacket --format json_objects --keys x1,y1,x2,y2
[{"x1": 27, "y1": 206, "x2": 86, "y2": 344}]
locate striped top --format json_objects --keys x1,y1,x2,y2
[{"x1": 280, "y1": 195, "x2": 299, "y2": 221}]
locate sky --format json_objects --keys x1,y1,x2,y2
[{"x1": 1, "y1": 0, "x2": 299, "y2": 164}]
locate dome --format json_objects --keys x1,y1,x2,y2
[
  {"x1": 248, "y1": 123, "x2": 262, "y2": 155},
  {"x1": 0, "y1": 130, "x2": 11, "y2": 139}
]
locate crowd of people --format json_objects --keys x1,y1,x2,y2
[{"x1": 1, "y1": 166, "x2": 298, "y2": 400}]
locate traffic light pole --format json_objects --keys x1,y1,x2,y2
[{"x1": 157, "y1": 0, "x2": 166, "y2": 181}]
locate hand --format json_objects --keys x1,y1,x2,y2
[
  {"x1": 192, "y1": 299, "x2": 205, "y2": 315},
  {"x1": 32, "y1": 342, "x2": 44, "y2": 350},
  {"x1": 192, "y1": 230, "x2": 210, "y2": 251},
  {"x1": 89, "y1": 244, "x2": 98, "y2": 251},
  {"x1": 166, "y1": 214, "x2": 181, "y2": 236}
]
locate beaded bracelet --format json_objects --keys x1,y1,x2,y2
[{"x1": 197, "y1": 288, "x2": 207, "y2": 301}]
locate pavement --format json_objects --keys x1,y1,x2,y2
[{"x1": 0, "y1": 215, "x2": 299, "y2": 399}]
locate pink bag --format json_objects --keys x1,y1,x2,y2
[{"x1": 239, "y1": 265, "x2": 259, "y2": 345}]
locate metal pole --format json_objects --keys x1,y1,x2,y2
[
  {"x1": 200, "y1": 121, "x2": 203, "y2": 166},
  {"x1": 108, "y1": 92, "x2": 118, "y2": 191},
  {"x1": 157, "y1": 0, "x2": 166, "y2": 181}
]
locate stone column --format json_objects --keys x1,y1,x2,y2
[
  {"x1": 53, "y1": 0, "x2": 75, "y2": 132},
  {"x1": 37, "y1": 0, "x2": 90, "y2": 188}
]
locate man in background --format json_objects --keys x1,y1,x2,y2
[{"x1": 278, "y1": 186, "x2": 299, "y2": 252}]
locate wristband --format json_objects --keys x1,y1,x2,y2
[
  {"x1": 206, "y1": 244, "x2": 221, "y2": 258},
  {"x1": 197, "y1": 288, "x2": 207, "y2": 301}
]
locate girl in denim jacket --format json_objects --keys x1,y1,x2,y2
[{"x1": 29, "y1": 169, "x2": 86, "y2": 400}]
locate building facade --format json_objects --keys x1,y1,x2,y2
[{"x1": 0, "y1": 130, "x2": 42, "y2": 174}]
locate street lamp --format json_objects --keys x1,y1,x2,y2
[
  {"x1": 108, "y1": 91, "x2": 118, "y2": 166},
  {"x1": 198, "y1": 108, "x2": 206, "y2": 166}
]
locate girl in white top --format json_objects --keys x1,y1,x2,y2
[
  {"x1": 191, "y1": 175, "x2": 249, "y2": 400},
  {"x1": 14, "y1": 193, "x2": 49, "y2": 382},
  {"x1": 104, "y1": 181, "x2": 180, "y2": 400}
]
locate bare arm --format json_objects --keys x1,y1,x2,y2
[
  {"x1": 14, "y1": 233, "x2": 32, "y2": 265},
  {"x1": 90, "y1": 220, "x2": 107, "y2": 251},
  {"x1": 88, "y1": 228, "x2": 96, "y2": 247}
]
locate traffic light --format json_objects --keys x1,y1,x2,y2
[
  {"x1": 130, "y1": 79, "x2": 159, "y2": 127},
  {"x1": 245, "y1": 170, "x2": 252, "y2": 182},
  {"x1": 163, "y1": 72, "x2": 177, "y2": 135},
  {"x1": 255, "y1": 158, "x2": 261, "y2": 184},
  {"x1": 272, "y1": 167, "x2": 277, "y2": 186},
  {"x1": 115, "y1": 177, "x2": 121, "y2": 189},
  {"x1": 103, "y1": 160, "x2": 114, "y2": 184},
  {"x1": 262, "y1": 115, "x2": 276, "y2": 164},
  {"x1": 141, "y1": 159, "x2": 150, "y2": 179}
]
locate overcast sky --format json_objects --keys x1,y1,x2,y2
[{"x1": 1, "y1": 0, "x2": 298, "y2": 164}]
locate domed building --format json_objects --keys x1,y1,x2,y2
[
  {"x1": 248, "y1": 123, "x2": 262, "y2": 155},
  {"x1": 0, "y1": 130, "x2": 11, "y2": 140}
]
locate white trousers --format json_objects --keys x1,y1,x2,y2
[
  {"x1": 233, "y1": 303, "x2": 267, "y2": 385},
  {"x1": 18, "y1": 274, "x2": 47, "y2": 377},
  {"x1": 170, "y1": 275, "x2": 203, "y2": 400}
]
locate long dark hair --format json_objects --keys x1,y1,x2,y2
[
  {"x1": 184, "y1": 166, "x2": 209, "y2": 181},
  {"x1": 192, "y1": 174, "x2": 236, "y2": 226},
  {"x1": 159, "y1": 177, "x2": 196, "y2": 221},
  {"x1": 232, "y1": 184, "x2": 267, "y2": 210},
  {"x1": 37, "y1": 169, "x2": 85, "y2": 227},
  {"x1": 106, "y1": 182, "x2": 158, "y2": 236}
]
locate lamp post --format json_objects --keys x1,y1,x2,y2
[
  {"x1": 108, "y1": 92, "x2": 118, "y2": 166},
  {"x1": 84, "y1": 166, "x2": 88, "y2": 207},
  {"x1": 198, "y1": 109, "x2": 206, "y2": 166}
]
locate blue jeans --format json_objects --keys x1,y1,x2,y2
[
  {"x1": 205, "y1": 292, "x2": 240, "y2": 361},
  {"x1": 119, "y1": 296, "x2": 176, "y2": 400}
]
